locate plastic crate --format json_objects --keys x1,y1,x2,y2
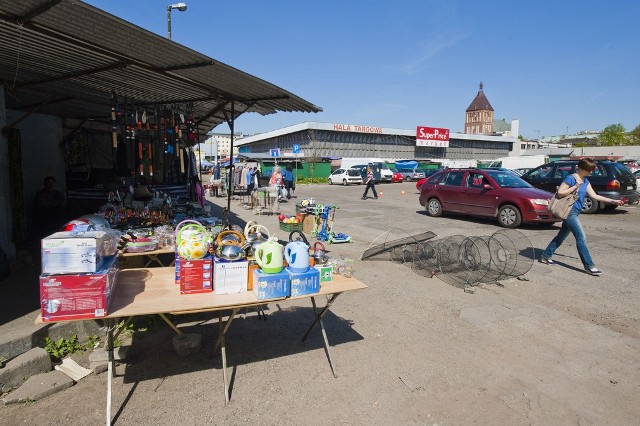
[{"x1": 279, "y1": 221, "x2": 303, "y2": 232}]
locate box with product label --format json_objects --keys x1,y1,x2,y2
[
  {"x1": 41, "y1": 230, "x2": 120, "y2": 274},
  {"x1": 314, "y1": 265, "x2": 333, "y2": 282},
  {"x1": 213, "y1": 258, "x2": 248, "y2": 295},
  {"x1": 252, "y1": 269, "x2": 290, "y2": 300},
  {"x1": 40, "y1": 256, "x2": 119, "y2": 322},
  {"x1": 179, "y1": 255, "x2": 213, "y2": 294},
  {"x1": 174, "y1": 252, "x2": 180, "y2": 285},
  {"x1": 286, "y1": 267, "x2": 320, "y2": 297}
]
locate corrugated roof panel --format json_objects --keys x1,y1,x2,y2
[{"x1": 0, "y1": 0, "x2": 320, "y2": 137}]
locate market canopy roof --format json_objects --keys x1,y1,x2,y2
[{"x1": 0, "y1": 0, "x2": 321, "y2": 140}]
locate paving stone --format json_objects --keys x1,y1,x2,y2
[
  {"x1": 172, "y1": 333, "x2": 202, "y2": 357},
  {"x1": 2, "y1": 370, "x2": 73, "y2": 405},
  {"x1": 0, "y1": 347, "x2": 51, "y2": 392}
]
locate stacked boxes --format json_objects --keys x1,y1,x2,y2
[
  {"x1": 40, "y1": 256, "x2": 119, "y2": 322},
  {"x1": 213, "y1": 258, "x2": 249, "y2": 294},
  {"x1": 179, "y1": 255, "x2": 213, "y2": 294},
  {"x1": 252, "y1": 269, "x2": 290, "y2": 300},
  {"x1": 41, "y1": 230, "x2": 120, "y2": 274},
  {"x1": 314, "y1": 265, "x2": 333, "y2": 282},
  {"x1": 286, "y1": 267, "x2": 320, "y2": 297}
]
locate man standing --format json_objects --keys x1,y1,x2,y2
[
  {"x1": 283, "y1": 164, "x2": 294, "y2": 199},
  {"x1": 33, "y1": 176, "x2": 66, "y2": 238},
  {"x1": 361, "y1": 166, "x2": 378, "y2": 200}
]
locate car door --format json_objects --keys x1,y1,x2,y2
[
  {"x1": 435, "y1": 170, "x2": 466, "y2": 212},
  {"x1": 463, "y1": 171, "x2": 496, "y2": 216},
  {"x1": 523, "y1": 163, "x2": 556, "y2": 193},
  {"x1": 330, "y1": 169, "x2": 344, "y2": 183}
]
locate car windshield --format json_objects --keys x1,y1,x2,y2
[{"x1": 484, "y1": 170, "x2": 532, "y2": 188}]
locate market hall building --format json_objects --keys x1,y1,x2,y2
[{"x1": 236, "y1": 121, "x2": 518, "y2": 166}]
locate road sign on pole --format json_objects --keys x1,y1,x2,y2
[
  {"x1": 270, "y1": 148, "x2": 280, "y2": 157},
  {"x1": 292, "y1": 144, "x2": 300, "y2": 154}
]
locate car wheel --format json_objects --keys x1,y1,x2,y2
[
  {"x1": 328, "y1": 178, "x2": 333, "y2": 185},
  {"x1": 581, "y1": 196, "x2": 598, "y2": 213},
  {"x1": 342, "y1": 179, "x2": 347, "y2": 186},
  {"x1": 426, "y1": 198, "x2": 442, "y2": 217},
  {"x1": 602, "y1": 204, "x2": 618, "y2": 211},
  {"x1": 498, "y1": 204, "x2": 522, "y2": 228}
]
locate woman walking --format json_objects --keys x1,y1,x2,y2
[
  {"x1": 361, "y1": 166, "x2": 378, "y2": 200},
  {"x1": 540, "y1": 158, "x2": 624, "y2": 276}
]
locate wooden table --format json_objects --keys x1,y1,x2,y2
[
  {"x1": 39, "y1": 267, "x2": 366, "y2": 425},
  {"x1": 118, "y1": 247, "x2": 175, "y2": 268}
]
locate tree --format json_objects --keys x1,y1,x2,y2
[
  {"x1": 598, "y1": 124, "x2": 626, "y2": 146},
  {"x1": 629, "y1": 124, "x2": 640, "y2": 146}
]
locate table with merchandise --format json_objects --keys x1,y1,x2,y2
[{"x1": 37, "y1": 266, "x2": 366, "y2": 426}]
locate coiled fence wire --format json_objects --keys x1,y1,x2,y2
[{"x1": 364, "y1": 228, "x2": 534, "y2": 288}]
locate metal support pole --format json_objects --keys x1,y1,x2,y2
[{"x1": 167, "y1": 8, "x2": 172, "y2": 40}]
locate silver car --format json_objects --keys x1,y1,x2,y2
[{"x1": 396, "y1": 167, "x2": 426, "y2": 181}]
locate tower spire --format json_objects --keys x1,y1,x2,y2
[{"x1": 479, "y1": 81, "x2": 484, "y2": 92}]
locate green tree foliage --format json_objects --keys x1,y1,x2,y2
[
  {"x1": 629, "y1": 124, "x2": 640, "y2": 146},
  {"x1": 598, "y1": 124, "x2": 627, "y2": 146}
]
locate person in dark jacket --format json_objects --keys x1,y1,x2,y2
[
  {"x1": 283, "y1": 165, "x2": 294, "y2": 199},
  {"x1": 361, "y1": 166, "x2": 378, "y2": 200}
]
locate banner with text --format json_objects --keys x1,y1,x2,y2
[{"x1": 416, "y1": 126, "x2": 450, "y2": 147}]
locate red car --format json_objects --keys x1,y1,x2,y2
[
  {"x1": 415, "y1": 169, "x2": 442, "y2": 190},
  {"x1": 392, "y1": 170, "x2": 404, "y2": 183},
  {"x1": 418, "y1": 168, "x2": 559, "y2": 228}
]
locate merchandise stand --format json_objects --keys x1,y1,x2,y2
[{"x1": 37, "y1": 267, "x2": 366, "y2": 425}]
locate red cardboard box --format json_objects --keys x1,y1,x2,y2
[
  {"x1": 179, "y1": 256, "x2": 213, "y2": 294},
  {"x1": 40, "y1": 256, "x2": 118, "y2": 322}
]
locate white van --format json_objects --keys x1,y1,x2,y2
[
  {"x1": 339, "y1": 158, "x2": 394, "y2": 182},
  {"x1": 488, "y1": 155, "x2": 549, "y2": 170}
]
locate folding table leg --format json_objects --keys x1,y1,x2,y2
[
  {"x1": 106, "y1": 318, "x2": 116, "y2": 426},
  {"x1": 302, "y1": 294, "x2": 342, "y2": 378},
  {"x1": 158, "y1": 313, "x2": 182, "y2": 335},
  {"x1": 213, "y1": 308, "x2": 240, "y2": 404}
]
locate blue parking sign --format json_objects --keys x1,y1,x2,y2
[{"x1": 292, "y1": 144, "x2": 300, "y2": 154}]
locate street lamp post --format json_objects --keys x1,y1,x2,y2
[{"x1": 167, "y1": 3, "x2": 187, "y2": 40}]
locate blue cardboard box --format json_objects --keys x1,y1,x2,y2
[
  {"x1": 286, "y1": 267, "x2": 320, "y2": 297},
  {"x1": 252, "y1": 269, "x2": 290, "y2": 300}
]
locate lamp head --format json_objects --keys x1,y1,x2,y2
[{"x1": 168, "y1": 3, "x2": 187, "y2": 11}]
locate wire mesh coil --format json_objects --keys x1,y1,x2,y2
[{"x1": 364, "y1": 228, "x2": 534, "y2": 287}]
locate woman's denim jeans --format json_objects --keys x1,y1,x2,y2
[{"x1": 542, "y1": 209, "x2": 594, "y2": 268}]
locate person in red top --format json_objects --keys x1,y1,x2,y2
[
  {"x1": 269, "y1": 166, "x2": 284, "y2": 200},
  {"x1": 361, "y1": 166, "x2": 378, "y2": 200}
]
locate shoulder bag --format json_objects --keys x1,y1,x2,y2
[{"x1": 548, "y1": 175, "x2": 579, "y2": 219}]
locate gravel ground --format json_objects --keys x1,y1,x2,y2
[{"x1": 1, "y1": 182, "x2": 639, "y2": 425}]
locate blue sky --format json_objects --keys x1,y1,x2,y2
[{"x1": 84, "y1": 1, "x2": 640, "y2": 139}]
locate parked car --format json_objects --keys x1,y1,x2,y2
[
  {"x1": 520, "y1": 160, "x2": 639, "y2": 213},
  {"x1": 414, "y1": 169, "x2": 444, "y2": 190},
  {"x1": 418, "y1": 168, "x2": 559, "y2": 228},
  {"x1": 397, "y1": 167, "x2": 426, "y2": 181},
  {"x1": 513, "y1": 167, "x2": 532, "y2": 176},
  {"x1": 634, "y1": 170, "x2": 640, "y2": 189},
  {"x1": 390, "y1": 168, "x2": 405, "y2": 183},
  {"x1": 327, "y1": 168, "x2": 362, "y2": 185}
]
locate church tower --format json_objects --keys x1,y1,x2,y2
[{"x1": 465, "y1": 82, "x2": 494, "y2": 135}]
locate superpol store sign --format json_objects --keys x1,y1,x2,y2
[{"x1": 416, "y1": 126, "x2": 450, "y2": 147}]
